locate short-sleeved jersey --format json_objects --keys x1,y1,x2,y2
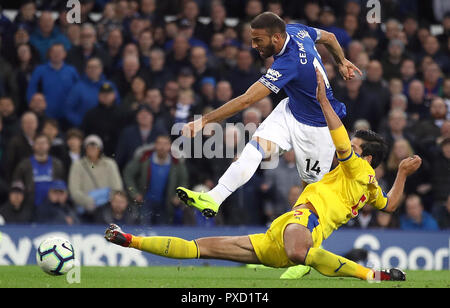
[
  {"x1": 295, "y1": 150, "x2": 388, "y2": 240},
  {"x1": 258, "y1": 23, "x2": 346, "y2": 127}
]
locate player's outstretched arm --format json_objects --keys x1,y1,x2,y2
[
  {"x1": 316, "y1": 30, "x2": 362, "y2": 81},
  {"x1": 181, "y1": 81, "x2": 271, "y2": 138},
  {"x1": 315, "y1": 68, "x2": 352, "y2": 159},
  {"x1": 383, "y1": 155, "x2": 422, "y2": 213}
]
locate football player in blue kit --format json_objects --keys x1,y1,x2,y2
[{"x1": 177, "y1": 12, "x2": 362, "y2": 220}]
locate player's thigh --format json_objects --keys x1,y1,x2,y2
[
  {"x1": 196, "y1": 236, "x2": 260, "y2": 263},
  {"x1": 291, "y1": 124, "x2": 335, "y2": 184},
  {"x1": 283, "y1": 223, "x2": 313, "y2": 265},
  {"x1": 252, "y1": 98, "x2": 293, "y2": 154}
]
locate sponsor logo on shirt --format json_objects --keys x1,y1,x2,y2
[{"x1": 264, "y1": 68, "x2": 282, "y2": 82}]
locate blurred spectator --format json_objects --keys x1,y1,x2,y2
[
  {"x1": 144, "y1": 87, "x2": 172, "y2": 131},
  {"x1": 319, "y1": 6, "x2": 351, "y2": 49},
  {"x1": 175, "y1": 0, "x2": 209, "y2": 42},
  {"x1": 433, "y1": 195, "x2": 450, "y2": 229},
  {"x1": 399, "y1": 58, "x2": 417, "y2": 94},
  {"x1": 165, "y1": 34, "x2": 191, "y2": 75},
  {"x1": 381, "y1": 108, "x2": 416, "y2": 153},
  {"x1": 81, "y1": 82, "x2": 122, "y2": 156},
  {"x1": 174, "y1": 89, "x2": 196, "y2": 123},
  {"x1": 190, "y1": 46, "x2": 219, "y2": 92},
  {"x1": 243, "y1": 0, "x2": 264, "y2": 23},
  {"x1": 407, "y1": 79, "x2": 429, "y2": 121},
  {"x1": 65, "y1": 58, "x2": 120, "y2": 127},
  {"x1": 12, "y1": 133, "x2": 65, "y2": 207},
  {"x1": 139, "y1": 0, "x2": 163, "y2": 26},
  {"x1": 0, "y1": 53, "x2": 19, "y2": 105},
  {"x1": 337, "y1": 75, "x2": 372, "y2": 129},
  {"x1": 65, "y1": 128, "x2": 84, "y2": 171},
  {"x1": 111, "y1": 55, "x2": 149, "y2": 98},
  {"x1": 123, "y1": 135, "x2": 189, "y2": 224},
  {"x1": 28, "y1": 92, "x2": 48, "y2": 130},
  {"x1": 254, "y1": 97, "x2": 273, "y2": 121},
  {"x1": 429, "y1": 138, "x2": 450, "y2": 206},
  {"x1": 26, "y1": 43, "x2": 79, "y2": 121},
  {"x1": 66, "y1": 23, "x2": 110, "y2": 74},
  {"x1": 121, "y1": 75, "x2": 147, "y2": 119},
  {"x1": 400, "y1": 194, "x2": 439, "y2": 231},
  {"x1": 13, "y1": 42, "x2": 38, "y2": 113},
  {"x1": 68, "y1": 134, "x2": 123, "y2": 216},
  {"x1": 381, "y1": 39, "x2": 406, "y2": 80},
  {"x1": 212, "y1": 80, "x2": 233, "y2": 110},
  {"x1": 41, "y1": 118, "x2": 70, "y2": 171},
  {"x1": 5, "y1": 111, "x2": 37, "y2": 180},
  {"x1": 137, "y1": 27, "x2": 153, "y2": 66},
  {"x1": 444, "y1": 78, "x2": 450, "y2": 119},
  {"x1": 420, "y1": 35, "x2": 450, "y2": 75},
  {"x1": 29, "y1": 11, "x2": 71, "y2": 62},
  {"x1": 148, "y1": 48, "x2": 173, "y2": 90},
  {"x1": 225, "y1": 49, "x2": 260, "y2": 97},
  {"x1": 360, "y1": 60, "x2": 391, "y2": 128},
  {"x1": 345, "y1": 204, "x2": 377, "y2": 229},
  {"x1": 422, "y1": 61, "x2": 444, "y2": 100},
  {"x1": 204, "y1": 2, "x2": 228, "y2": 44},
  {"x1": 66, "y1": 23, "x2": 81, "y2": 47},
  {"x1": 34, "y1": 180, "x2": 79, "y2": 225},
  {"x1": 301, "y1": 1, "x2": 321, "y2": 27},
  {"x1": 12, "y1": 1, "x2": 38, "y2": 34},
  {"x1": 385, "y1": 138, "x2": 430, "y2": 196},
  {"x1": 0, "y1": 96, "x2": 20, "y2": 143},
  {"x1": 103, "y1": 28, "x2": 124, "y2": 76},
  {"x1": 115, "y1": 104, "x2": 167, "y2": 170},
  {"x1": 371, "y1": 211, "x2": 399, "y2": 229},
  {"x1": 412, "y1": 97, "x2": 448, "y2": 143},
  {"x1": 199, "y1": 77, "x2": 216, "y2": 107},
  {"x1": 94, "y1": 190, "x2": 139, "y2": 225},
  {"x1": 0, "y1": 181, "x2": 32, "y2": 224},
  {"x1": 262, "y1": 150, "x2": 301, "y2": 220}
]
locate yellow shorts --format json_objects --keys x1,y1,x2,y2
[{"x1": 249, "y1": 209, "x2": 323, "y2": 268}]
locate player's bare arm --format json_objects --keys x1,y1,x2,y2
[
  {"x1": 316, "y1": 30, "x2": 362, "y2": 80},
  {"x1": 382, "y1": 155, "x2": 422, "y2": 213},
  {"x1": 181, "y1": 81, "x2": 271, "y2": 138},
  {"x1": 315, "y1": 68, "x2": 351, "y2": 158}
]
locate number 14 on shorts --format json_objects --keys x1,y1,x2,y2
[{"x1": 305, "y1": 158, "x2": 321, "y2": 175}]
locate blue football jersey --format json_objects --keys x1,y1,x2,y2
[{"x1": 258, "y1": 23, "x2": 346, "y2": 127}]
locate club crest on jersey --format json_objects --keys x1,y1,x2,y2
[
  {"x1": 296, "y1": 30, "x2": 311, "y2": 40},
  {"x1": 265, "y1": 68, "x2": 282, "y2": 81}
]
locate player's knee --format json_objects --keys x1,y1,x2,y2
[
  {"x1": 285, "y1": 246, "x2": 311, "y2": 265},
  {"x1": 284, "y1": 224, "x2": 313, "y2": 265}
]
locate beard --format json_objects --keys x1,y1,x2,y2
[{"x1": 258, "y1": 42, "x2": 277, "y2": 59}]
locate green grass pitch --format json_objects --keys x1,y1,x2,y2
[{"x1": 0, "y1": 265, "x2": 449, "y2": 288}]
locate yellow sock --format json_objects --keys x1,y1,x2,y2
[
  {"x1": 305, "y1": 247, "x2": 374, "y2": 280},
  {"x1": 130, "y1": 236, "x2": 199, "y2": 259}
]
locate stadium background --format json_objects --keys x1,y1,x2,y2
[{"x1": 0, "y1": 0, "x2": 448, "y2": 270}]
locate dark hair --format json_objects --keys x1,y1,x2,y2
[
  {"x1": 353, "y1": 130, "x2": 387, "y2": 169},
  {"x1": 250, "y1": 12, "x2": 286, "y2": 35}
]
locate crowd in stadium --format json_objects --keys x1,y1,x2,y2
[{"x1": 0, "y1": 0, "x2": 448, "y2": 229}]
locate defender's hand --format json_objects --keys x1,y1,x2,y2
[
  {"x1": 338, "y1": 58, "x2": 362, "y2": 81},
  {"x1": 398, "y1": 155, "x2": 422, "y2": 176},
  {"x1": 181, "y1": 118, "x2": 204, "y2": 138}
]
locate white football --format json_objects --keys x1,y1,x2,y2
[{"x1": 36, "y1": 237, "x2": 75, "y2": 275}]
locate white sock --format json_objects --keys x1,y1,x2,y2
[{"x1": 208, "y1": 141, "x2": 265, "y2": 206}]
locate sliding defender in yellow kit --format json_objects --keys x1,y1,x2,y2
[{"x1": 105, "y1": 69, "x2": 422, "y2": 281}]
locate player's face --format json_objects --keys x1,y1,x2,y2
[
  {"x1": 250, "y1": 28, "x2": 277, "y2": 59},
  {"x1": 350, "y1": 137, "x2": 364, "y2": 156}
]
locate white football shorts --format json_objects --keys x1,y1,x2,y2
[{"x1": 253, "y1": 97, "x2": 335, "y2": 183}]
